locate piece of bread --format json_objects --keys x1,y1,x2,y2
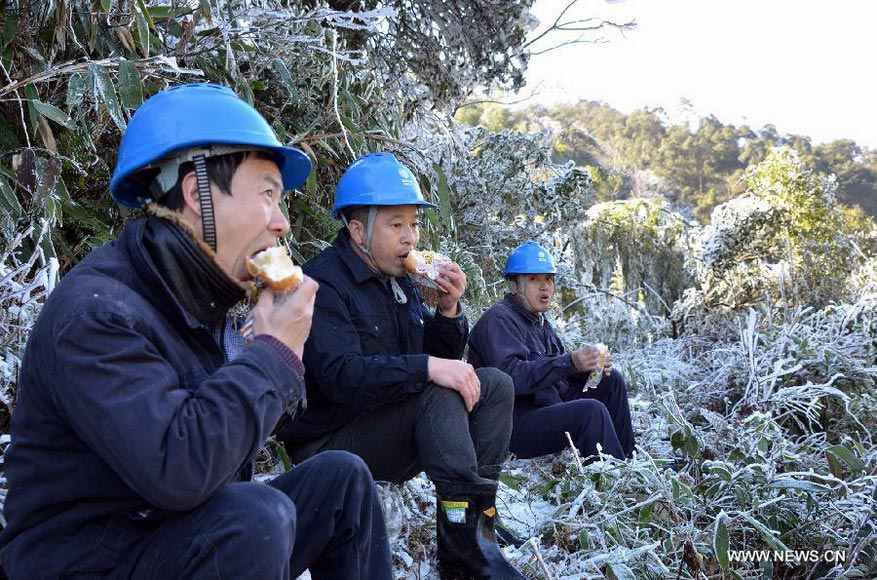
[
  {"x1": 582, "y1": 343, "x2": 610, "y2": 392},
  {"x1": 403, "y1": 249, "x2": 452, "y2": 291},
  {"x1": 246, "y1": 246, "x2": 303, "y2": 292},
  {"x1": 594, "y1": 343, "x2": 609, "y2": 370},
  {"x1": 403, "y1": 249, "x2": 452, "y2": 277}
]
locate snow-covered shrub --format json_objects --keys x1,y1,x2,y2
[
  {"x1": 0, "y1": 224, "x2": 58, "y2": 431},
  {"x1": 562, "y1": 198, "x2": 695, "y2": 348},
  {"x1": 680, "y1": 148, "x2": 874, "y2": 329}
]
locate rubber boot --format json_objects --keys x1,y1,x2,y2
[
  {"x1": 495, "y1": 521, "x2": 526, "y2": 549},
  {"x1": 477, "y1": 465, "x2": 526, "y2": 549},
  {"x1": 435, "y1": 482, "x2": 527, "y2": 580}
]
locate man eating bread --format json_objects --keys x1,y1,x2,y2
[
  {"x1": 0, "y1": 84, "x2": 391, "y2": 579},
  {"x1": 277, "y1": 152, "x2": 526, "y2": 579},
  {"x1": 468, "y1": 241, "x2": 636, "y2": 461}
]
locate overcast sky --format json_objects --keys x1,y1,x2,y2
[{"x1": 523, "y1": 0, "x2": 877, "y2": 149}]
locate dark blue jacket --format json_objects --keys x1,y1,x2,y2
[
  {"x1": 468, "y1": 294, "x2": 588, "y2": 409},
  {"x1": 279, "y1": 228, "x2": 467, "y2": 445},
  {"x1": 0, "y1": 217, "x2": 305, "y2": 579}
]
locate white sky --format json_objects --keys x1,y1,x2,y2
[{"x1": 523, "y1": 0, "x2": 877, "y2": 149}]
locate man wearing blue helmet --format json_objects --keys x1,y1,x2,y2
[
  {"x1": 468, "y1": 242, "x2": 636, "y2": 461},
  {"x1": 277, "y1": 152, "x2": 526, "y2": 579},
  {"x1": 0, "y1": 84, "x2": 391, "y2": 579}
]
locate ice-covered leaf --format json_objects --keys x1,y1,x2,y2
[
  {"x1": 713, "y1": 510, "x2": 730, "y2": 570},
  {"x1": 89, "y1": 63, "x2": 126, "y2": 132},
  {"x1": 117, "y1": 60, "x2": 143, "y2": 109},
  {"x1": 32, "y1": 100, "x2": 76, "y2": 130}
]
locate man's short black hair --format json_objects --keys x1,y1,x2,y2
[
  {"x1": 157, "y1": 150, "x2": 276, "y2": 210},
  {"x1": 341, "y1": 205, "x2": 371, "y2": 225}
]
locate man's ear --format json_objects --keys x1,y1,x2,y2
[
  {"x1": 180, "y1": 170, "x2": 202, "y2": 216},
  {"x1": 348, "y1": 219, "x2": 366, "y2": 247}
]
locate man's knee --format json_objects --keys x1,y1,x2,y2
[
  {"x1": 212, "y1": 483, "x2": 297, "y2": 549},
  {"x1": 308, "y1": 450, "x2": 375, "y2": 486},
  {"x1": 476, "y1": 367, "x2": 514, "y2": 403},
  {"x1": 569, "y1": 398, "x2": 612, "y2": 422}
]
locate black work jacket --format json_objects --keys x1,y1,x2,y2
[
  {"x1": 468, "y1": 294, "x2": 589, "y2": 409},
  {"x1": 281, "y1": 228, "x2": 467, "y2": 445},
  {"x1": 0, "y1": 217, "x2": 304, "y2": 579}
]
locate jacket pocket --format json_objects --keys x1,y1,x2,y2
[{"x1": 351, "y1": 315, "x2": 389, "y2": 355}]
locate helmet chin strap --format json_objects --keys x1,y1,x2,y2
[
  {"x1": 342, "y1": 206, "x2": 382, "y2": 273},
  {"x1": 193, "y1": 154, "x2": 217, "y2": 252},
  {"x1": 512, "y1": 276, "x2": 543, "y2": 325}
]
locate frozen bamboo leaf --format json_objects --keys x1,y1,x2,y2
[
  {"x1": 89, "y1": 63, "x2": 126, "y2": 132},
  {"x1": 713, "y1": 510, "x2": 730, "y2": 570},
  {"x1": 147, "y1": 5, "x2": 173, "y2": 20},
  {"x1": 826, "y1": 444, "x2": 866, "y2": 473},
  {"x1": 826, "y1": 452, "x2": 843, "y2": 479},
  {"x1": 433, "y1": 162, "x2": 451, "y2": 217},
  {"x1": 271, "y1": 58, "x2": 297, "y2": 99},
  {"x1": 32, "y1": 101, "x2": 76, "y2": 130},
  {"x1": 767, "y1": 478, "x2": 831, "y2": 494},
  {"x1": 22, "y1": 47, "x2": 47, "y2": 71},
  {"x1": 66, "y1": 72, "x2": 88, "y2": 107},
  {"x1": 738, "y1": 511, "x2": 788, "y2": 552},
  {"x1": 340, "y1": 116, "x2": 358, "y2": 133},
  {"x1": 1, "y1": 11, "x2": 18, "y2": 51},
  {"x1": 233, "y1": 75, "x2": 254, "y2": 105},
  {"x1": 136, "y1": 0, "x2": 156, "y2": 32},
  {"x1": 498, "y1": 473, "x2": 522, "y2": 492},
  {"x1": 0, "y1": 175, "x2": 23, "y2": 217},
  {"x1": 134, "y1": 2, "x2": 150, "y2": 57},
  {"x1": 117, "y1": 60, "x2": 143, "y2": 109},
  {"x1": 37, "y1": 220, "x2": 57, "y2": 261},
  {"x1": 24, "y1": 84, "x2": 40, "y2": 133},
  {"x1": 607, "y1": 561, "x2": 636, "y2": 580}
]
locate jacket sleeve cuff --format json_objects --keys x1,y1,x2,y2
[
  {"x1": 559, "y1": 353, "x2": 579, "y2": 376},
  {"x1": 434, "y1": 306, "x2": 466, "y2": 327},
  {"x1": 395, "y1": 354, "x2": 431, "y2": 396},
  {"x1": 253, "y1": 335, "x2": 305, "y2": 377},
  {"x1": 437, "y1": 301, "x2": 463, "y2": 318}
]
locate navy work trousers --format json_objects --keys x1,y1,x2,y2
[
  {"x1": 510, "y1": 369, "x2": 636, "y2": 460},
  {"x1": 292, "y1": 367, "x2": 514, "y2": 487},
  {"x1": 93, "y1": 451, "x2": 392, "y2": 580}
]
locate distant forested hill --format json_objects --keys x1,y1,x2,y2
[{"x1": 456, "y1": 100, "x2": 877, "y2": 223}]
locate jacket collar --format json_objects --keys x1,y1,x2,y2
[
  {"x1": 502, "y1": 293, "x2": 545, "y2": 327},
  {"x1": 126, "y1": 216, "x2": 245, "y2": 329},
  {"x1": 334, "y1": 227, "x2": 388, "y2": 285}
]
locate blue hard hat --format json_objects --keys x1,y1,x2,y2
[
  {"x1": 504, "y1": 241, "x2": 557, "y2": 276},
  {"x1": 110, "y1": 83, "x2": 312, "y2": 207},
  {"x1": 332, "y1": 152, "x2": 438, "y2": 218}
]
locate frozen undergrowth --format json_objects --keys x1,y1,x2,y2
[{"x1": 380, "y1": 306, "x2": 877, "y2": 579}]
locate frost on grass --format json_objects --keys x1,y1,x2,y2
[{"x1": 380, "y1": 295, "x2": 876, "y2": 579}]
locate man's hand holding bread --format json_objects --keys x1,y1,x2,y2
[
  {"x1": 247, "y1": 246, "x2": 318, "y2": 360},
  {"x1": 404, "y1": 249, "x2": 467, "y2": 317}
]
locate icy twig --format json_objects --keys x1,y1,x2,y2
[
  {"x1": 529, "y1": 537, "x2": 553, "y2": 580},
  {"x1": 565, "y1": 431, "x2": 584, "y2": 474}
]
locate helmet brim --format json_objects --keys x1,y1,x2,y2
[
  {"x1": 272, "y1": 145, "x2": 312, "y2": 192},
  {"x1": 332, "y1": 198, "x2": 439, "y2": 219}
]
